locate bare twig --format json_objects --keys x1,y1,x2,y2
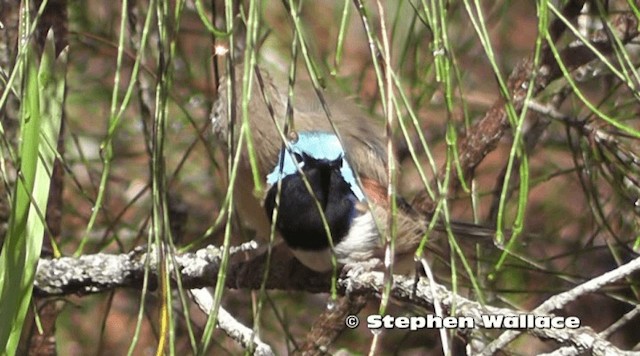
[
  {"x1": 190, "y1": 288, "x2": 274, "y2": 356},
  {"x1": 600, "y1": 306, "x2": 640, "y2": 340},
  {"x1": 482, "y1": 255, "x2": 640, "y2": 354}
]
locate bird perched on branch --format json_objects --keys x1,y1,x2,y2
[{"x1": 211, "y1": 63, "x2": 490, "y2": 272}]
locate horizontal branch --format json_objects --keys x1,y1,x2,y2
[
  {"x1": 34, "y1": 241, "x2": 265, "y2": 296},
  {"x1": 33, "y1": 242, "x2": 640, "y2": 354},
  {"x1": 34, "y1": 242, "x2": 334, "y2": 297}
]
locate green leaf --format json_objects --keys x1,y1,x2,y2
[{"x1": 0, "y1": 30, "x2": 67, "y2": 355}]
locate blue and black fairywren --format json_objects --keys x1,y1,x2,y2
[{"x1": 211, "y1": 64, "x2": 489, "y2": 272}]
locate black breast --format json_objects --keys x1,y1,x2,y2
[{"x1": 264, "y1": 155, "x2": 356, "y2": 250}]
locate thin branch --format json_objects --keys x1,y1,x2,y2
[
  {"x1": 482, "y1": 255, "x2": 640, "y2": 354},
  {"x1": 190, "y1": 288, "x2": 274, "y2": 356}
]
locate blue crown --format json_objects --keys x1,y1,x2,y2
[{"x1": 266, "y1": 131, "x2": 365, "y2": 201}]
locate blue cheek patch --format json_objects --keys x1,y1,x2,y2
[{"x1": 266, "y1": 131, "x2": 365, "y2": 202}]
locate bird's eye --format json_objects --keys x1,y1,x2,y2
[{"x1": 288, "y1": 131, "x2": 299, "y2": 144}]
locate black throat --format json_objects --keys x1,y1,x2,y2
[{"x1": 265, "y1": 154, "x2": 356, "y2": 251}]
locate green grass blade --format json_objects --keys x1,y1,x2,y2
[{"x1": 0, "y1": 31, "x2": 66, "y2": 355}]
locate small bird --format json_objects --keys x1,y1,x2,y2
[
  {"x1": 261, "y1": 131, "x2": 390, "y2": 271},
  {"x1": 211, "y1": 63, "x2": 487, "y2": 272}
]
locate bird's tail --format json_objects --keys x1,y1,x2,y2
[{"x1": 389, "y1": 198, "x2": 500, "y2": 256}]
